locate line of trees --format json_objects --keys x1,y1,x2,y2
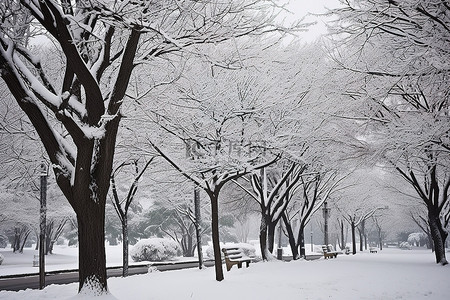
[{"x1": 0, "y1": 0, "x2": 448, "y2": 298}]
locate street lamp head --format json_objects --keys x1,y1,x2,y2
[{"x1": 39, "y1": 161, "x2": 48, "y2": 176}]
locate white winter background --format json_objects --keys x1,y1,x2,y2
[
  {"x1": 1, "y1": 0, "x2": 449, "y2": 299},
  {"x1": 1, "y1": 244, "x2": 450, "y2": 300}
]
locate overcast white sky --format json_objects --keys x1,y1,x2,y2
[{"x1": 283, "y1": 0, "x2": 342, "y2": 42}]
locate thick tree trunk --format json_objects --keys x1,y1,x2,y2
[
  {"x1": 122, "y1": 217, "x2": 129, "y2": 277},
  {"x1": 351, "y1": 222, "x2": 356, "y2": 255},
  {"x1": 340, "y1": 221, "x2": 345, "y2": 250},
  {"x1": 13, "y1": 229, "x2": 20, "y2": 253},
  {"x1": 267, "y1": 221, "x2": 277, "y2": 253},
  {"x1": 298, "y1": 226, "x2": 306, "y2": 258},
  {"x1": 428, "y1": 210, "x2": 448, "y2": 265},
  {"x1": 358, "y1": 228, "x2": 363, "y2": 252},
  {"x1": 181, "y1": 233, "x2": 195, "y2": 257},
  {"x1": 77, "y1": 205, "x2": 107, "y2": 293},
  {"x1": 209, "y1": 192, "x2": 224, "y2": 281},
  {"x1": 427, "y1": 233, "x2": 434, "y2": 251}
]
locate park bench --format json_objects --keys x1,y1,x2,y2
[
  {"x1": 369, "y1": 247, "x2": 378, "y2": 253},
  {"x1": 222, "y1": 247, "x2": 252, "y2": 271},
  {"x1": 322, "y1": 245, "x2": 338, "y2": 259}
]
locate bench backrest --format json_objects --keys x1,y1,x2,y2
[
  {"x1": 222, "y1": 247, "x2": 245, "y2": 260},
  {"x1": 322, "y1": 245, "x2": 335, "y2": 252}
]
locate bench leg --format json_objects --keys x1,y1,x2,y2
[
  {"x1": 245, "y1": 261, "x2": 250, "y2": 268},
  {"x1": 238, "y1": 262, "x2": 242, "y2": 269},
  {"x1": 226, "y1": 262, "x2": 232, "y2": 271}
]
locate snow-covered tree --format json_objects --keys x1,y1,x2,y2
[
  {"x1": 283, "y1": 167, "x2": 343, "y2": 258},
  {"x1": 0, "y1": 0, "x2": 299, "y2": 291},
  {"x1": 330, "y1": 0, "x2": 450, "y2": 265},
  {"x1": 135, "y1": 42, "x2": 299, "y2": 279},
  {"x1": 234, "y1": 161, "x2": 305, "y2": 260},
  {"x1": 334, "y1": 168, "x2": 390, "y2": 255},
  {"x1": 110, "y1": 158, "x2": 153, "y2": 277}
]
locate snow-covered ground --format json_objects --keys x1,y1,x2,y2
[{"x1": 1, "y1": 245, "x2": 449, "y2": 299}]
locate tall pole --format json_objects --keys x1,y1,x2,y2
[
  {"x1": 277, "y1": 222, "x2": 283, "y2": 260},
  {"x1": 39, "y1": 162, "x2": 47, "y2": 290},
  {"x1": 187, "y1": 141, "x2": 204, "y2": 270},
  {"x1": 323, "y1": 201, "x2": 329, "y2": 247},
  {"x1": 194, "y1": 187, "x2": 203, "y2": 269}
]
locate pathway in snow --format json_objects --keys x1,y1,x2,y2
[{"x1": 1, "y1": 247, "x2": 449, "y2": 299}]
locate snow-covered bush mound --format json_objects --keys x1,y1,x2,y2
[
  {"x1": 0, "y1": 253, "x2": 4, "y2": 265},
  {"x1": 0, "y1": 235, "x2": 7, "y2": 248},
  {"x1": 206, "y1": 243, "x2": 257, "y2": 259},
  {"x1": 399, "y1": 242, "x2": 412, "y2": 250},
  {"x1": 131, "y1": 238, "x2": 182, "y2": 262}
]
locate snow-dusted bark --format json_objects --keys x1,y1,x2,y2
[{"x1": 0, "y1": 0, "x2": 140, "y2": 293}]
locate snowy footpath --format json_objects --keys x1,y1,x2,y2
[{"x1": 1, "y1": 247, "x2": 449, "y2": 300}]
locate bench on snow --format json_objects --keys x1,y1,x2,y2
[
  {"x1": 370, "y1": 247, "x2": 378, "y2": 253},
  {"x1": 322, "y1": 245, "x2": 339, "y2": 259},
  {"x1": 222, "y1": 247, "x2": 252, "y2": 271}
]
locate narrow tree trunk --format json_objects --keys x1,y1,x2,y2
[
  {"x1": 340, "y1": 221, "x2": 345, "y2": 250},
  {"x1": 351, "y1": 221, "x2": 356, "y2": 255},
  {"x1": 282, "y1": 214, "x2": 298, "y2": 259},
  {"x1": 19, "y1": 230, "x2": 31, "y2": 253},
  {"x1": 362, "y1": 220, "x2": 367, "y2": 250},
  {"x1": 13, "y1": 229, "x2": 20, "y2": 253},
  {"x1": 378, "y1": 232, "x2": 383, "y2": 251},
  {"x1": 209, "y1": 192, "x2": 224, "y2": 281},
  {"x1": 194, "y1": 187, "x2": 203, "y2": 269},
  {"x1": 377, "y1": 226, "x2": 383, "y2": 251},
  {"x1": 259, "y1": 213, "x2": 268, "y2": 261},
  {"x1": 122, "y1": 216, "x2": 129, "y2": 277},
  {"x1": 35, "y1": 234, "x2": 39, "y2": 250},
  {"x1": 45, "y1": 222, "x2": 52, "y2": 255},
  {"x1": 428, "y1": 210, "x2": 448, "y2": 265},
  {"x1": 358, "y1": 228, "x2": 363, "y2": 252},
  {"x1": 77, "y1": 206, "x2": 107, "y2": 293},
  {"x1": 364, "y1": 234, "x2": 368, "y2": 250}
]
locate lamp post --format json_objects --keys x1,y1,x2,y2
[
  {"x1": 277, "y1": 222, "x2": 283, "y2": 260},
  {"x1": 322, "y1": 201, "x2": 330, "y2": 247},
  {"x1": 39, "y1": 161, "x2": 48, "y2": 290},
  {"x1": 194, "y1": 187, "x2": 203, "y2": 269},
  {"x1": 187, "y1": 141, "x2": 203, "y2": 269}
]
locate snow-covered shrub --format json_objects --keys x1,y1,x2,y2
[
  {"x1": 0, "y1": 234, "x2": 8, "y2": 248},
  {"x1": 407, "y1": 232, "x2": 427, "y2": 247},
  {"x1": 130, "y1": 238, "x2": 182, "y2": 262},
  {"x1": 399, "y1": 242, "x2": 412, "y2": 250},
  {"x1": 0, "y1": 253, "x2": 4, "y2": 265},
  {"x1": 206, "y1": 243, "x2": 257, "y2": 259}
]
